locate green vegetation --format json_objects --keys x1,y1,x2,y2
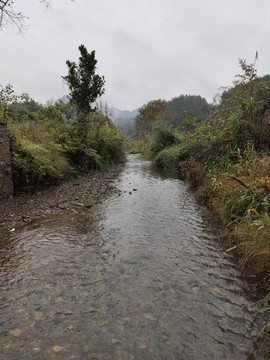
[
  {"x1": 127, "y1": 136, "x2": 151, "y2": 159},
  {"x1": 129, "y1": 59, "x2": 270, "y2": 344},
  {"x1": 0, "y1": 47, "x2": 125, "y2": 191},
  {"x1": 62, "y1": 44, "x2": 105, "y2": 114},
  {"x1": 134, "y1": 99, "x2": 173, "y2": 136},
  {"x1": 37, "y1": 101, "x2": 125, "y2": 170},
  {"x1": 8, "y1": 121, "x2": 69, "y2": 190},
  {"x1": 133, "y1": 96, "x2": 209, "y2": 137},
  {"x1": 4, "y1": 100, "x2": 125, "y2": 191},
  {"x1": 167, "y1": 94, "x2": 209, "y2": 128},
  {"x1": 150, "y1": 120, "x2": 179, "y2": 159}
]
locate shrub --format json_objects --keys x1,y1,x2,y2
[
  {"x1": 154, "y1": 145, "x2": 181, "y2": 170},
  {"x1": 150, "y1": 120, "x2": 179, "y2": 159},
  {"x1": 95, "y1": 116, "x2": 126, "y2": 166},
  {"x1": 37, "y1": 104, "x2": 126, "y2": 171},
  {"x1": 8, "y1": 121, "x2": 69, "y2": 190},
  {"x1": 179, "y1": 157, "x2": 206, "y2": 189}
]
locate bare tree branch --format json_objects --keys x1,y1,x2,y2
[{"x1": 0, "y1": 1, "x2": 59, "y2": 33}]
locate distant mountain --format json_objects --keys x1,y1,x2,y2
[
  {"x1": 107, "y1": 106, "x2": 139, "y2": 120},
  {"x1": 106, "y1": 106, "x2": 139, "y2": 135},
  {"x1": 58, "y1": 97, "x2": 138, "y2": 118}
]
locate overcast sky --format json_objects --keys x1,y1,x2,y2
[{"x1": 1, "y1": 0, "x2": 270, "y2": 110}]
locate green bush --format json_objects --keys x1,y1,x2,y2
[
  {"x1": 37, "y1": 103, "x2": 126, "y2": 171},
  {"x1": 127, "y1": 135, "x2": 152, "y2": 159},
  {"x1": 150, "y1": 120, "x2": 179, "y2": 159},
  {"x1": 95, "y1": 115, "x2": 126, "y2": 166},
  {"x1": 8, "y1": 121, "x2": 69, "y2": 189},
  {"x1": 154, "y1": 145, "x2": 181, "y2": 170},
  {"x1": 6, "y1": 100, "x2": 126, "y2": 190}
]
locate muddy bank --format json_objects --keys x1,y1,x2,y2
[{"x1": 0, "y1": 164, "x2": 123, "y2": 232}]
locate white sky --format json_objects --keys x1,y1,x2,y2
[{"x1": 1, "y1": 0, "x2": 270, "y2": 110}]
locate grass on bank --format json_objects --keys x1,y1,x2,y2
[{"x1": 6, "y1": 101, "x2": 126, "y2": 191}]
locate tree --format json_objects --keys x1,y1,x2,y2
[
  {"x1": 0, "y1": 0, "x2": 49, "y2": 32},
  {"x1": 167, "y1": 95, "x2": 209, "y2": 128},
  {"x1": 216, "y1": 58, "x2": 270, "y2": 149},
  {"x1": 0, "y1": 84, "x2": 29, "y2": 118},
  {"x1": 134, "y1": 99, "x2": 173, "y2": 136},
  {"x1": 62, "y1": 44, "x2": 105, "y2": 114}
]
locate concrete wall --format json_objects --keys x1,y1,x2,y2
[{"x1": 0, "y1": 118, "x2": 13, "y2": 197}]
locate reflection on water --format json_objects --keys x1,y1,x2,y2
[{"x1": 0, "y1": 154, "x2": 262, "y2": 359}]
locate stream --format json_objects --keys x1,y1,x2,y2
[{"x1": 0, "y1": 154, "x2": 262, "y2": 359}]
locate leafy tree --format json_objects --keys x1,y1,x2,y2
[
  {"x1": 167, "y1": 94, "x2": 209, "y2": 128},
  {"x1": 37, "y1": 101, "x2": 125, "y2": 171},
  {"x1": 134, "y1": 99, "x2": 173, "y2": 136},
  {"x1": 217, "y1": 59, "x2": 270, "y2": 149},
  {"x1": 8, "y1": 99, "x2": 41, "y2": 122},
  {"x1": 62, "y1": 44, "x2": 105, "y2": 114},
  {"x1": 150, "y1": 120, "x2": 179, "y2": 159},
  {"x1": 0, "y1": 84, "x2": 29, "y2": 118}
]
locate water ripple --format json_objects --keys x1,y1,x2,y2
[{"x1": 0, "y1": 154, "x2": 263, "y2": 359}]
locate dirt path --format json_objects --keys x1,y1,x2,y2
[{"x1": 0, "y1": 164, "x2": 123, "y2": 232}]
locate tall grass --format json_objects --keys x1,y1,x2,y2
[
  {"x1": 7, "y1": 101, "x2": 126, "y2": 191},
  {"x1": 8, "y1": 121, "x2": 69, "y2": 189}
]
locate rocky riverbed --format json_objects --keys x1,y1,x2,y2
[{"x1": 0, "y1": 164, "x2": 123, "y2": 232}]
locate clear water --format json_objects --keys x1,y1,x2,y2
[{"x1": 0, "y1": 155, "x2": 262, "y2": 359}]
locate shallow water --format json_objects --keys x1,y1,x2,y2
[{"x1": 0, "y1": 154, "x2": 262, "y2": 359}]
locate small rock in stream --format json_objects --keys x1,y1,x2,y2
[
  {"x1": 58, "y1": 203, "x2": 67, "y2": 209},
  {"x1": 85, "y1": 203, "x2": 94, "y2": 208},
  {"x1": 73, "y1": 202, "x2": 85, "y2": 207}
]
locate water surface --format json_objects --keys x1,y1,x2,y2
[{"x1": 0, "y1": 154, "x2": 261, "y2": 359}]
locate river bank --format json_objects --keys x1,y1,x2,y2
[{"x1": 0, "y1": 164, "x2": 123, "y2": 232}]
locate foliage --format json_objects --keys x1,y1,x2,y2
[
  {"x1": 3, "y1": 94, "x2": 125, "y2": 191},
  {"x1": 95, "y1": 116, "x2": 126, "y2": 165},
  {"x1": 8, "y1": 121, "x2": 69, "y2": 190},
  {"x1": 167, "y1": 94, "x2": 209, "y2": 128},
  {"x1": 37, "y1": 101, "x2": 125, "y2": 171},
  {"x1": 126, "y1": 137, "x2": 145, "y2": 154},
  {"x1": 126, "y1": 136, "x2": 152, "y2": 158},
  {"x1": 216, "y1": 60, "x2": 270, "y2": 150},
  {"x1": 0, "y1": 84, "x2": 29, "y2": 118},
  {"x1": 150, "y1": 120, "x2": 179, "y2": 159},
  {"x1": 154, "y1": 145, "x2": 181, "y2": 170},
  {"x1": 8, "y1": 99, "x2": 41, "y2": 121},
  {"x1": 62, "y1": 44, "x2": 105, "y2": 114},
  {"x1": 179, "y1": 157, "x2": 206, "y2": 189},
  {"x1": 134, "y1": 99, "x2": 173, "y2": 136},
  {"x1": 142, "y1": 59, "x2": 270, "y2": 344},
  {"x1": 133, "y1": 95, "x2": 210, "y2": 138}
]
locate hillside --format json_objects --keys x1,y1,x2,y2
[{"x1": 108, "y1": 106, "x2": 139, "y2": 135}]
